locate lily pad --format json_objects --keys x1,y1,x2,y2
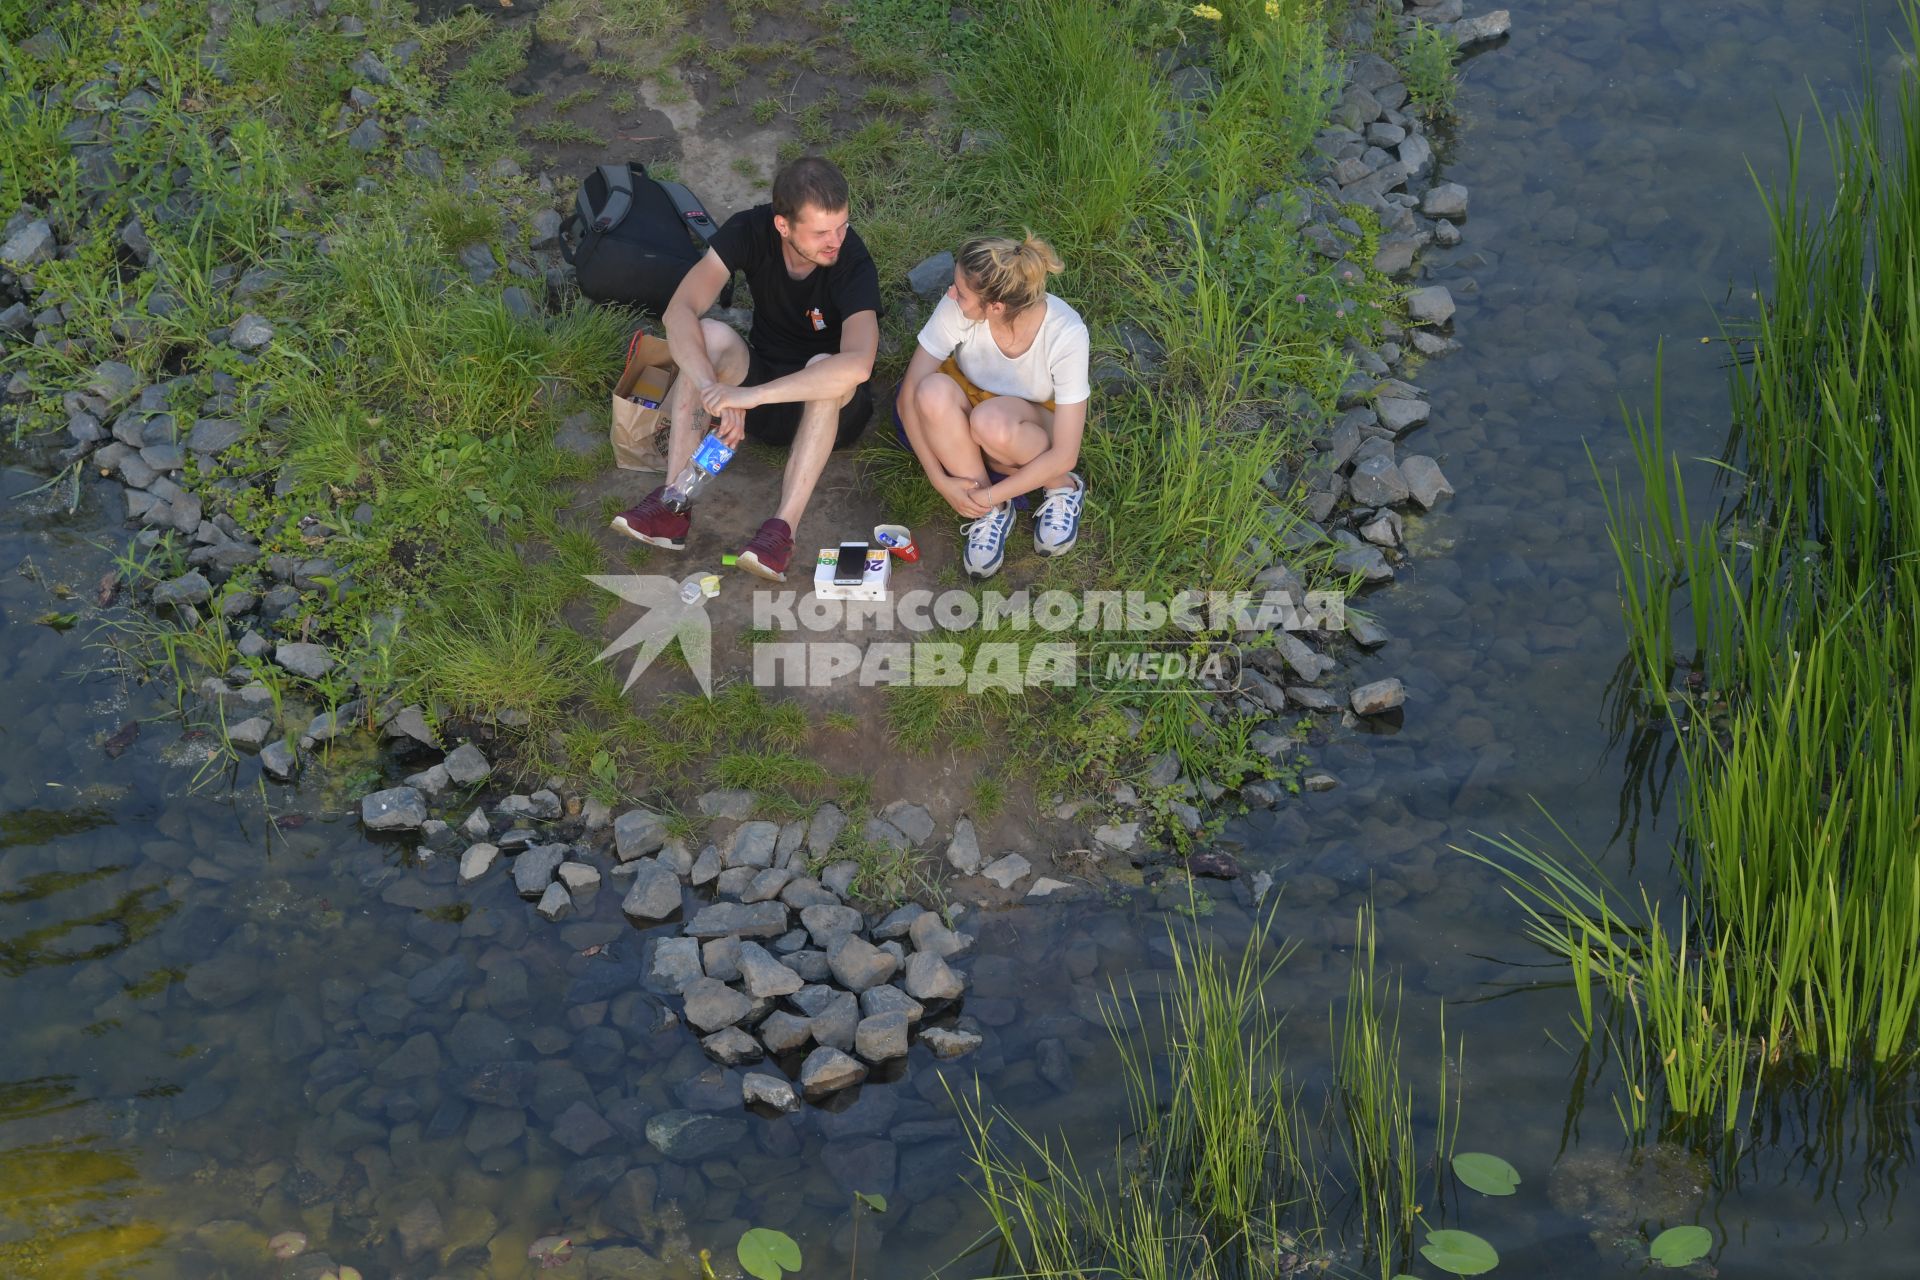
[
  {"x1": 1649, "y1": 1225, "x2": 1713, "y2": 1268},
  {"x1": 1453, "y1": 1152, "x2": 1521, "y2": 1196},
  {"x1": 737, "y1": 1227, "x2": 802, "y2": 1280},
  {"x1": 855, "y1": 1191, "x2": 888, "y2": 1213},
  {"x1": 1420, "y1": 1228, "x2": 1500, "y2": 1276}
]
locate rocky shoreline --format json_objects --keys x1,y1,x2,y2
[{"x1": 2, "y1": 0, "x2": 1507, "y2": 1098}]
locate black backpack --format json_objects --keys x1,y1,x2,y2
[{"x1": 559, "y1": 163, "x2": 734, "y2": 316}]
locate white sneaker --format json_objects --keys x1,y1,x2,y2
[
  {"x1": 1034, "y1": 472, "x2": 1085, "y2": 556},
  {"x1": 963, "y1": 502, "x2": 1016, "y2": 578}
]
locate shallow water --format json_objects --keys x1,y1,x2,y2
[{"x1": 5, "y1": 0, "x2": 1920, "y2": 1276}]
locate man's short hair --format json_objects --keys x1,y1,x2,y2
[{"x1": 771, "y1": 156, "x2": 850, "y2": 222}]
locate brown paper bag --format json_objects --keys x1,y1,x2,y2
[{"x1": 611, "y1": 333, "x2": 677, "y2": 471}]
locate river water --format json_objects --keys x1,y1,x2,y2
[{"x1": 4, "y1": 0, "x2": 1916, "y2": 1276}]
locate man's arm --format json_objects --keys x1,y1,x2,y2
[
  {"x1": 706, "y1": 311, "x2": 878, "y2": 412},
  {"x1": 662, "y1": 250, "x2": 734, "y2": 394}
]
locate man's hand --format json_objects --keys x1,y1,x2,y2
[
  {"x1": 933, "y1": 472, "x2": 994, "y2": 519},
  {"x1": 710, "y1": 406, "x2": 746, "y2": 448},
  {"x1": 700, "y1": 381, "x2": 759, "y2": 418}
]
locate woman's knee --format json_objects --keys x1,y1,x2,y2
[{"x1": 912, "y1": 372, "x2": 967, "y2": 418}]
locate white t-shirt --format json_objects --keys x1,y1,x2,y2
[{"x1": 915, "y1": 294, "x2": 1091, "y2": 406}]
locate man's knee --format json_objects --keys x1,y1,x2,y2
[
  {"x1": 804, "y1": 351, "x2": 857, "y2": 409},
  {"x1": 702, "y1": 319, "x2": 749, "y2": 380}
]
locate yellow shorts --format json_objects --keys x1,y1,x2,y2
[{"x1": 937, "y1": 355, "x2": 1056, "y2": 413}]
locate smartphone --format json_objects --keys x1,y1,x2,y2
[{"x1": 833, "y1": 542, "x2": 871, "y2": 586}]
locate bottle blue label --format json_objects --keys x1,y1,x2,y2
[{"x1": 692, "y1": 433, "x2": 734, "y2": 476}]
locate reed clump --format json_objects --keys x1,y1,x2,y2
[{"x1": 1477, "y1": 3, "x2": 1920, "y2": 1134}]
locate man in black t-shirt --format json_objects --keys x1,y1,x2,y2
[{"x1": 610, "y1": 157, "x2": 881, "y2": 582}]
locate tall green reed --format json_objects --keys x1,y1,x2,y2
[{"x1": 1485, "y1": 3, "x2": 1920, "y2": 1134}]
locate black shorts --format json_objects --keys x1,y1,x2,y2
[{"x1": 743, "y1": 350, "x2": 873, "y2": 449}]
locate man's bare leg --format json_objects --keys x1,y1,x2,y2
[
  {"x1": 666, "y1": 319, "x2": 749, "y2": 479},
  {"x1": 771, "y1": 352, "x2": 855, "y2": 540}
]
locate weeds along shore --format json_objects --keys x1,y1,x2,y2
[{"x1": 1, "y1": 0, "x2": 1497, "y2": 898}]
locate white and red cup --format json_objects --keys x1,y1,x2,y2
[{"x1": 873, "y1": 523, "x2": 919, "y2": 563}]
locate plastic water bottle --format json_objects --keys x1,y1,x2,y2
[{"x1": 662, "y1": 431, "x2": 735, "y2": 512}]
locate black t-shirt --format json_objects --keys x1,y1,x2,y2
[{"x1": 709, "y1": 204, "x2": 883, "y2": 367}]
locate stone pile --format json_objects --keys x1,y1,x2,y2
[{"x1": 364, "y1": 781, "x2": 986, "y2": 1107}]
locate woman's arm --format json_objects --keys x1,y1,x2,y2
[{"x1": 978, "y1": 399, "x2": 1087, "y2": 502}]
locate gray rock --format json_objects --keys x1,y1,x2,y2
[
  {"x1": 799, "y1": 1046, "x2": 868, "y2": 1100},
  {"x1": 621, "y1": 859, "x2": 683, "y2": 922},
  {"x1": 907, "y1": 250, "x2": 955, "y2": 298},
  {"x1": 227, "y1": 716, "x2": 273, "y2": 750},
  {"x1": 724, "y1": 820, "x2": 779, "y2": 869},
  {"x1": 945, "y1": 818, "x2": 982, "y2": 874},
  {"x1": 274, "y1": 642, "x2": 334, "y2": 679},
  {"x1": 701, "y1": 1026, "x2": 764, "y2": 1066},
  {"x1": 151, "y1": 571, "x2": 211, "y2": 607},
  {"x1": 742, "y1": 867, "x2": 796, "y2": 903},
  {"x1": 780, "y1": 877, "x2": 838, "y2": 911},
  {"x1": 827, "y1": 936, "x2": 897, "y2": 993},
  {"x1": 557, "y1": 862, "x2": 601, "y2": 898},
  {"x1": 1, "y1": 303, "x2": 33, "y2": 335},
  {"x1": 773, "y1": 818, "x2": 808, "y2": 868},
  {"x1": 880, "y1": 800, "x2": 934, "y2": 844},
  {"x1": 698, "y1": 788, "x2": 758, "y2": 819},
  {"x1": 536, "y1": 881, "x2": 572, "y2": 921},
  {"x1": 347, "y1": 117, "x2": 385, "y2": 152},
  {"x1": 806, "y1": 989, "x2": 858, "y2": 1051},
  {"x1": 1452, "y1": 9, "x2": 1511, "y2": 47},
  {"x1": 684, "y1": 900, "x2": 789, "y2": 939},
  {"x1": 862, "y1": 816, "x2": 910, "y2": 852},
  {"x1": 919, "y1": 1026, "x2": 983, "y2": 1059},
  {"x1": 513, "y1": 844, "x2": 566, "y2": 897},
  {"x1": 1406, "y1": 285, "x2": 1455, "y2": 326},
  {"x1": 702, "y1": 936, "x2": 742, "y2": 982},
  {"x1": 908, "y1": 914, "x2": 971, "y2": 960},
  {"x1": 1400, "y1": 455, "x2": 1455, "y2": 508},
  {"x1": 1374, "y1": 396, "x2": 1430, "y2": 434},
  {"x1": 1350, "y1": 678, "x2": 1406, "y2": 715},
  {"x1": 229, "y1": 313, "x2": 274, "y2": 351},
  {"x1": 645, "y1": 1109, "x2": 747, "y2": 1162},
  {"x1": 361, "y1": 786, "x2": 427, "y2": 831},
  {"x1": 87, "y1": 361, "x2": 140, "y2": 406},
  {"x1": 1421, "y1": 183, "x2": 1468, "y2": 218},
  {"x1": 259, "y1": 739, "x2": 298, "y2": 780},
  {"x1": 530, "y1": 209, "x2": 564, "y2": 249},
  {"x1": 1, "y1": 218, "x2": 56, "y2": 268},
  {"x1": 460, "y1": 807, "x2": 490, "y2": 840},
  {"x1": 807, "y1": 802, "x2": 848, "y2": 857},
  {"x1": 737, "y1": 941, "x2": 804, "y2": 999},
  {"x1": 1037, "y1": 1038, "x2": 1074, "y2": 1091},
  {"x1": 613, "y1": 808, "x2": 669, "y2": 861},
  {"x1": 743, "y1": 1072, "x2": 800, "y2": 1112},
  {"x1": 903, "y1": 951, "x2": 965, "y2": 1002},
  {"x1": 402, "y1": 762, "x2": 449, "y2": 797},
  {"x1": 551, "y1": 1100, "x2": 614, "y2": 1156},
  {"x1": 855, "y1": 1011, "x2": 910, "y2": 1063},
  {"x1": 872, "y1": 905, "x2": 925, "y2": 940},
  {"x1": 384, "y1": 704, "x2": 439, "y2": 748},
  {"x1": 758, "y1": 1010, "x2": 813, "y2": 1055},
  {"x1": 799, "y1": 903, "x2": 863, "y2": 948},
  {"x1": 820, "y1": 861, "x2": 860, "y2": 897},
  {"x1": 690, "y1": 843, "x2": 723, "y2": 886},
  {"x1": 1348, "y1": 454, "x2": 1411, "y2": 506},
  {"x1": 457, "y1": 242, "x2": 497, "y2": 284},
  {"x1": 649, "y1": 937, "x2": 703, "y2": 992},
  {"x1": 781, "y1": 949, "x2": 832, "y2": 983},
  {"x1": 1398, "y1": 132, "x2": 1434, "y2": 179},
  {"x1": 681, "y1": 976, "x2": 751, "y2": 1033},
  {"x1": 981, "y1": 853, "x2": 1031, "y2": 890},
  {"x1": 1093, "y1": 822, "x2": 1139, "y2": 853},
  {"x1": 442, "y1": 743, "x2": 491, "y2": 784},
  {"x1": 186, "y1": 417, "x2": 247, "y2": 454},
  {"x1": 459, "y1": 843, "x2": 500, "y2": 885},
  {"x1": 859, "y1": 983, "x2": 923, "y2": 1024}
]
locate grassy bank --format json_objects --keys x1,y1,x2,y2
[
  {"x1": 1474, "y1": 4, "x2": 1920, "y2": 1135},
  {"x1": 963, "y1": 906, "x2": 1463, "y2": 1279},
  {"x1": 2, "y1": 0, "x2": 1432, "y2": 878}
]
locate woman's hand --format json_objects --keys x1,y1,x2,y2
[{"x1": 933, "y1": 472, "x2": 994, "y2": 519}]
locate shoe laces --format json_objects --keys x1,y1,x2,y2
[
  {"x1": 966, "y1": 505, "x2": 1009, "y2": 553},
  {"x1": 1038, "y1": 482, "x2": 1082, "y2": 535}
]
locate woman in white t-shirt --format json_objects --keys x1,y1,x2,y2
[{"x1": 893, "y1": 234, "x2": 1090, "y2": 578}]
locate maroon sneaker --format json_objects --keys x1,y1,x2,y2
[
  {"x1": 609, "y1": 486, "x2": 689, "y2": 550},
  {"x1": 735, "y1": 518, "x2": 794, "y2": 582}
]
